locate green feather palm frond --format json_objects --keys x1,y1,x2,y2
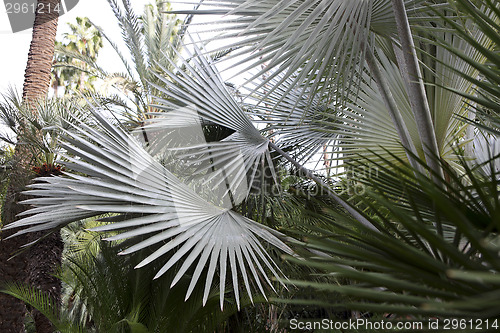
[
  {"x1": 0, "y1": 283, "x2": 85, "y2": 333},
  {"x1": 278, "y1": 150, "x2": 500, "y2": 320}
]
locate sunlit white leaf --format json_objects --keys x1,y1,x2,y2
[{"x1": 5, "y1": 109, "x2": 292, "y2": 310}]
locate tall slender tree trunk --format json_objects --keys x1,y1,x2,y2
[
  {"x1": 23, "y1": 0, "x2": 61, "y2": 106},
  {"x1": 24, "y1": 2, "x2": 63, "y2": 332},
  {"x1": 0, "y1": 1, "x2": 61, "y2": 332}
]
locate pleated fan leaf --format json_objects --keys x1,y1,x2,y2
[
  {"x1": 169, "y1": 0, "x2": 428, "y2": 105},
  {"x1": 143, "y1": 44, "x2": 277, "y2": 204},
  {"x1": 4, "y1": 110, "x2": 293, "y2": 310}
]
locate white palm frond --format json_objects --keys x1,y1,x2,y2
[
  {"x1": 142, "y1": 43, "x2": 377, "y2": 229},
  {"x1": 335, "y1": 49, "x2": 419, "y2": 165},
  {"x1": 473, "y1": 132, "x2": 500, "y2": 178},
  {"x1": 149, "y1": 44, "x2": 260, "y2": 137},
  {"x1": 428, "y1": 12, "x2": 491, "y2": 165},
  {"x1": 247, "y1": 48, "x2": 417, "y2": 168},
  {"x1": 144, "y1": 43, "x2": 277, "y2": 201},
  {"x1": 4, "y1": 109, "x2": 293, "y2": 310},
  {"x1": 138, "y1": 109, "x2": 271, "y2": 208},
  {"x1": 244, "y1": 74, "x2": 340, "y2": 164},
  {"x1": 246, "y1": 26, "x2": 492, "y2": 171},
  {"x1": 171, "y1": 0, "x2": 427, "y2": 104}
]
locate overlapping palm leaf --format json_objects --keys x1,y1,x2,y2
[
  {"x1": 4, "y1": 107, "x2": 293, "y2": 309},
  {"x1": 170, "y1": 0, "x2": 430, "y2": 105},
  {"x1": 170, "y1": 0, "x2": 492, "y2": 174},
  {"x1": 249, "y1": 26, "x2": 494, "y2": 171},
  {"x1": 334, "y1": 10, "x2": 492, "y2": 169},
  {"x1": 282, "y1": 152, "x2": 500, "y2": 320},
  {"x1": 144, "y1": 44, "x2": 277, "y2": 203},
  {"x1": 429, "y1": 0, "x2": 500, "y2": 130},
  {"x1": 271, "y1": 0, "x2": 500, "y2": 320},
  {"x1": 244, "y1": 74, "x2": 340, "y2": 165},
  {"x1": 412, "y1": 1, "x2": 495, "y2": 170},
  {"x1": 243, "y1": 43, "x2": 468, "y2": 170},
  {"x1": 334, "y1": 49, "x2": 418, "y2": 165}
]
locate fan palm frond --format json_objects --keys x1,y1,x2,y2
[
  {"x1": 144, "y1": 43, "x2": 378, "y2": 229},
  {"x1": 244, "y1": 74, "x2": 340, "y2": 165},
  {"x1": 171, "y1": 0, "x2": 431, "y2": 104},
  {"x1": 144, "y1": 43, "x2": 275, "y2": 199},
  {"x1": 4, "y1": 107, "x2": 292, "y2": 310}
]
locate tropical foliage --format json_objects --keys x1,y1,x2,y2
[
  {"x1": 2, "y1": 0, "x2": 500, "y2": 331},
  {"x1": 52, "y1": 17, "x2": 103, "y2": 95},
  {"x1": 4, "y1": 226, "x2": 263, "y2": 333}
]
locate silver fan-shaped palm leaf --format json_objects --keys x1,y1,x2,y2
[
  {"x1": 143, "y1": 43, "x2": 278, "y2": 203},
  {"x1": 4, "y1": 109, "x2": 293, "y2": 310},
  {"x1": 244, "y1": 74, "x2": 340, "y2": 165},
  {"x1": 140, "y1": 43, "x2": 377, "y2": 231},
  {"x1": 171, "y1": 0, "x2": 428, "y2": 104}
]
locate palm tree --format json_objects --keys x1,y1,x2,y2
[
  {"x1": 0, "y1": 1, "x2": 61, "y2": 332},
  {"x1": 0, "y1": 94, "x2": 87, "y2": 333},
  {"x1": 3, "y1": 0, "x2": 500, "y2": 325},
  {"x1": 51, "y1": 17, "x2": 103, "y2": 95},
  {"x1": 52, "y1": 0, "x2": 184, "y2": 126}
]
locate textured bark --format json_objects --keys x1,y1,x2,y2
[
  {"x1": 22, "y1": 0, "x2": 60, "y2": 110},
  {"x1": 0, "y1": 164, "x2": 31, "y2": 333},
  {"x1": 27, "y1": 231, "x2": 64, "y2": 333},
  {"x1": 24, "y1": 3, "x2": 62, "y2": 332},
  {"x1": 0, "y1": 1, "x2": 61, "y2": 332}
]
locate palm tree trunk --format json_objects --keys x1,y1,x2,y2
[
  {"x1": 24, "y1": 3, "x2": 62, "y2": 332},
  {"x1": 0, "y1": 1, "x2": 61, "y2": 332},
  {"x1": 0, "y1": 168, "x2": 30, "y2": 333},
  {"x1": 27, "y1": 231, "x2": 64, "y2": 333},
  {"x1": 23, "y1": 0, "x2": 61, "y2": 108},
  {"x1": 391, "y1": 0, "x2": 444, "y2": 181}
]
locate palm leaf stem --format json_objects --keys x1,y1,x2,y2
[
  {"x1": 364, "y1": 47, "x2": 422, "y2": 174},
  {"x1": 268, "y1": 141, "x2": 377, "y2": 231},
  {"x1": 391, "y1": 0, "x2": 444, "y2": 183}
]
